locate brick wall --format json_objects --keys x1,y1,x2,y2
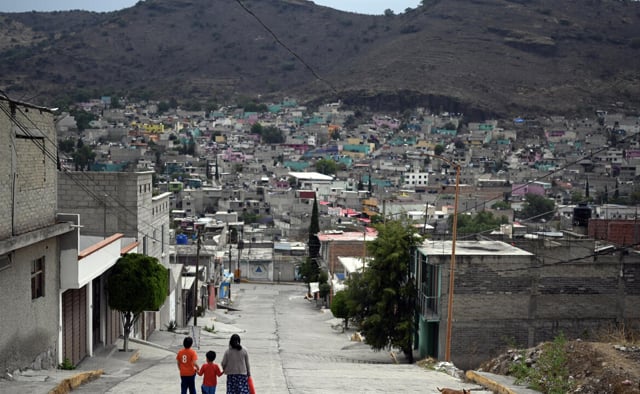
[
  {"x1": 588, "y1": 218, "x2": 640, "y2": 246},
  {"x1": 322, "y1": 239, "x2": 366, "y2": 272}
]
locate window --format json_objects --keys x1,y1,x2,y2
[{"x1": 31, "y1": 257, "x2": 45, "y2": 299}]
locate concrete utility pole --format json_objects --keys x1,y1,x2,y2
[{"x1": 194, "y1": 229, "x2": 201, "y2": 326}]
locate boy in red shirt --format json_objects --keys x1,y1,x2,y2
[
  {"x1": 198, "y1": 350, "x2": 224, "y2": 394},
  {"x1": 176, "y1": 336, "x2": 199, "y2": 394}
]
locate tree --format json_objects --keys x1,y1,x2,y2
[
  {"x1": 453, "y1": 210, "x2": 509, "y2": 235},
  {"x1": 69, "y1": 109, "x2": 96, "y2": 131},
  {"x1": 318, "y1": 271, "x2": 331, "y2": 303},
  {"x1": 353, "y1": 220, "x2": 420, "y2": 363},
  {"x1": 250, "y1": 122, "x2": 264, "y2": 135},
  {"x1": 344, "y1": 272, "x2": 371, "y2": 324},
  {"x1": 261, "y1": 126, "x2": 285, "y2": 144},
  {"x1": 331, "y1": 290, "x2": 350, "y2": 330},
  {"x1": 59, "y1": 139, "x2": 76, "y2": 154},
  {"x1": 72, "y1": 144, "x2": 96, "y2": 171},
  {"x1": 521, "y1": 193, "x2": 555, "y2": 221},
  {"x1": 434, "y1": 144, "x2": 445, "y2": 156},
  {"x1": 299, "y1": 256, "x2": 320, "y2": 295},
  {"x1": 384, "y1": 8, "x2": 395, "y2": 16},
  {"x1": 308, "y1": 196, "x2": 321, "y2": 259},
  {"x1": 107, "y1": 254, "x2": 168, "y2": 351},
  {"x1": 315, "y1": 158, "x2": 338, "y2": 175}
]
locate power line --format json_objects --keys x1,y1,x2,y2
[
  {"x1": 1, "y1": 100, "x2": 165, "y2": 243},
  {"x1": 233, "y1": 0, "x2": 338, "y2": 94}
]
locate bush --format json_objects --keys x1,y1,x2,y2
[
  {"x1": 58, "y1": 358, "x2": 76, "y2": 370},
  {"x1": 509, "y1": 333, "x2": 575, "y2": 393}
]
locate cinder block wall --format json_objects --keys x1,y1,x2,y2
[
  {"x1": 57, "y1": 171, "x2": 153, "y2": 239},
  {"x1": 438, "y1": 252, "x2": 640, "y2": 370},
  {"x1": 0, "y1": 100, "x2": 57, "y2": 239}
]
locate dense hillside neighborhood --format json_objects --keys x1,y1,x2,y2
[{"x1": 1, "y1": 94, "x2": 639, "y2": 390}]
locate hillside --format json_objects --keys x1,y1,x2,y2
[{"x1": 1, "y1": 0, "x2": 640, "y2": 116}]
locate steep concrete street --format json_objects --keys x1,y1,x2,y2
[{"x1": 29, "y1": 282, "x2": 491, "y2": 393}]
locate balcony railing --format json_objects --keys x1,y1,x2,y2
[{"x1": 418, "y1": 290, "x2": 440, "y2": 321}]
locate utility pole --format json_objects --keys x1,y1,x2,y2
[{"x1": 194, "y1": 228, "x2": 201, "y2": 326}]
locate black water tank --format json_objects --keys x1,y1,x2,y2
[{"x1": 573, "y1": 204, "x2": 592, "y2": 227}]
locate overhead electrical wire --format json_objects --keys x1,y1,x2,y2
[{"x1": 1, "y1": 100, "x2": 165, "y2": 244}]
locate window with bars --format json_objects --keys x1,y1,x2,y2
[{"x1": 31, "y1": 257, "x2": 45, "y2": 299}]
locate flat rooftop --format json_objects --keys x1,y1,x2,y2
[{"x1": 418, "y1": 240, "x2": 532, "y2": 256}]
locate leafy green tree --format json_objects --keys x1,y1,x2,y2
[
  {"x1": 570, "y1": 191, "x2": 584, "y2": 204},
  {"x1": 344, "y1": 272, "x2": 371, "y2": 324},
  {"x1": 308, "y1": 196, "x2": 321, "y2": 260},
  {"x1": 72, "y1": 145, "x2": 96, "y2": 171},
  {"x1": 434, "y1": 144, "x2": 445, "y2": 156},
  {"x1": 59, "y1": 139, "x2": 76, "y2": 154},
  {"x1": 261, "y1": 126, "x2": 285, "y2": 143},
  {"x1": 315, "y1": 158, "x2": 338, "y2": 175},
  {"x1": 107, "y1": 254, "x2": 168, "y2": 351},
  {"x1": 70, "y1": 109, "x2": 96, "y2": 131},
  {"x1": 491, "y1": 201, "x2": 510, "y2": 210},
  {"x1": 250, "y1": 123, "x2": 284, "y2": 143},
  {"x1": 299, "y1": 257, "x2": 320, "y2": 295},
  {"x1": 250, "y1": 122, "x2": 264, "y2": 135},
  {"x1": 318, "y1": 271, "x2": 331, "y2": 302},
  {"x1": 453, "y1": 210, "x2": 509, "y2": 235},
  {"x1": 331, "y1": 290, "x2": 350, "y2": 330},
  {"x1": 355, "y1": 220, "x2": 420, "y2": 363},
  {"x1": 521, "y1": 193, "x2": 555, "y2": 221},
  {"x1": 384, "y1": 8, "x2": 394, "y2": 16}
]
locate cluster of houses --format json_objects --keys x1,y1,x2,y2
[{"x1": 1, "y1": 92, "x2": 639, "y2": 373}]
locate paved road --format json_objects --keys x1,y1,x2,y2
[{"x1": 72, "y1": 282, "x2": 488, "y2": 393}]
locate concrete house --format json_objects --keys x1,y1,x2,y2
[
  {"x1": 415, "y1": 238, "x2": 640, "y2": 369},
  {"x1": 58, "y1": 171, "x2": 174, "y2": 340},
  {"x1": 0, "y1": 97, "x2": 76, "y2": 372}
]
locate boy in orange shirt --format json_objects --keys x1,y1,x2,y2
[
  {"x1": 198, "y1": 350, "x2": 224, "y2": 394},
  {"x1": 176, "y1": 336, "x2": 199, "y2": 394}
]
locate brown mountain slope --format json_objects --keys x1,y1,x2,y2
[{"x1": 1, "y1": 0, "x2": 640, "y2": 116}]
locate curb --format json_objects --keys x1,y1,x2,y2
[
  {"x1": 49, "y1": 370, "x2": 103, "y2": 394},
  {"x1": 465, "y1": 370, "x2": 518, "y2": 394}
]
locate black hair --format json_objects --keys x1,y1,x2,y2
[
  {"x1": 183, "y1": 336, "x2": 194, "y2": 349},
  {"x1": 229, "y1": 334, "x2": 242, "y2": 350},
  {"x1": 206, "y1": 350, "x2": 216, "y2": 362}
]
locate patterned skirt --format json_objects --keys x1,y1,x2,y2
[{"x1": 226, "y1": 374, "x2": 249, "y2": 394}]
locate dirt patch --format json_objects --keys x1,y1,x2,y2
[{"x1": 479, "y1": 341, "x2": 640, "y2": 393}]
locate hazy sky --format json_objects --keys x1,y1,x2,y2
[{"x1": 0, "y1": 1, "x2": 422, "y2": 15}]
